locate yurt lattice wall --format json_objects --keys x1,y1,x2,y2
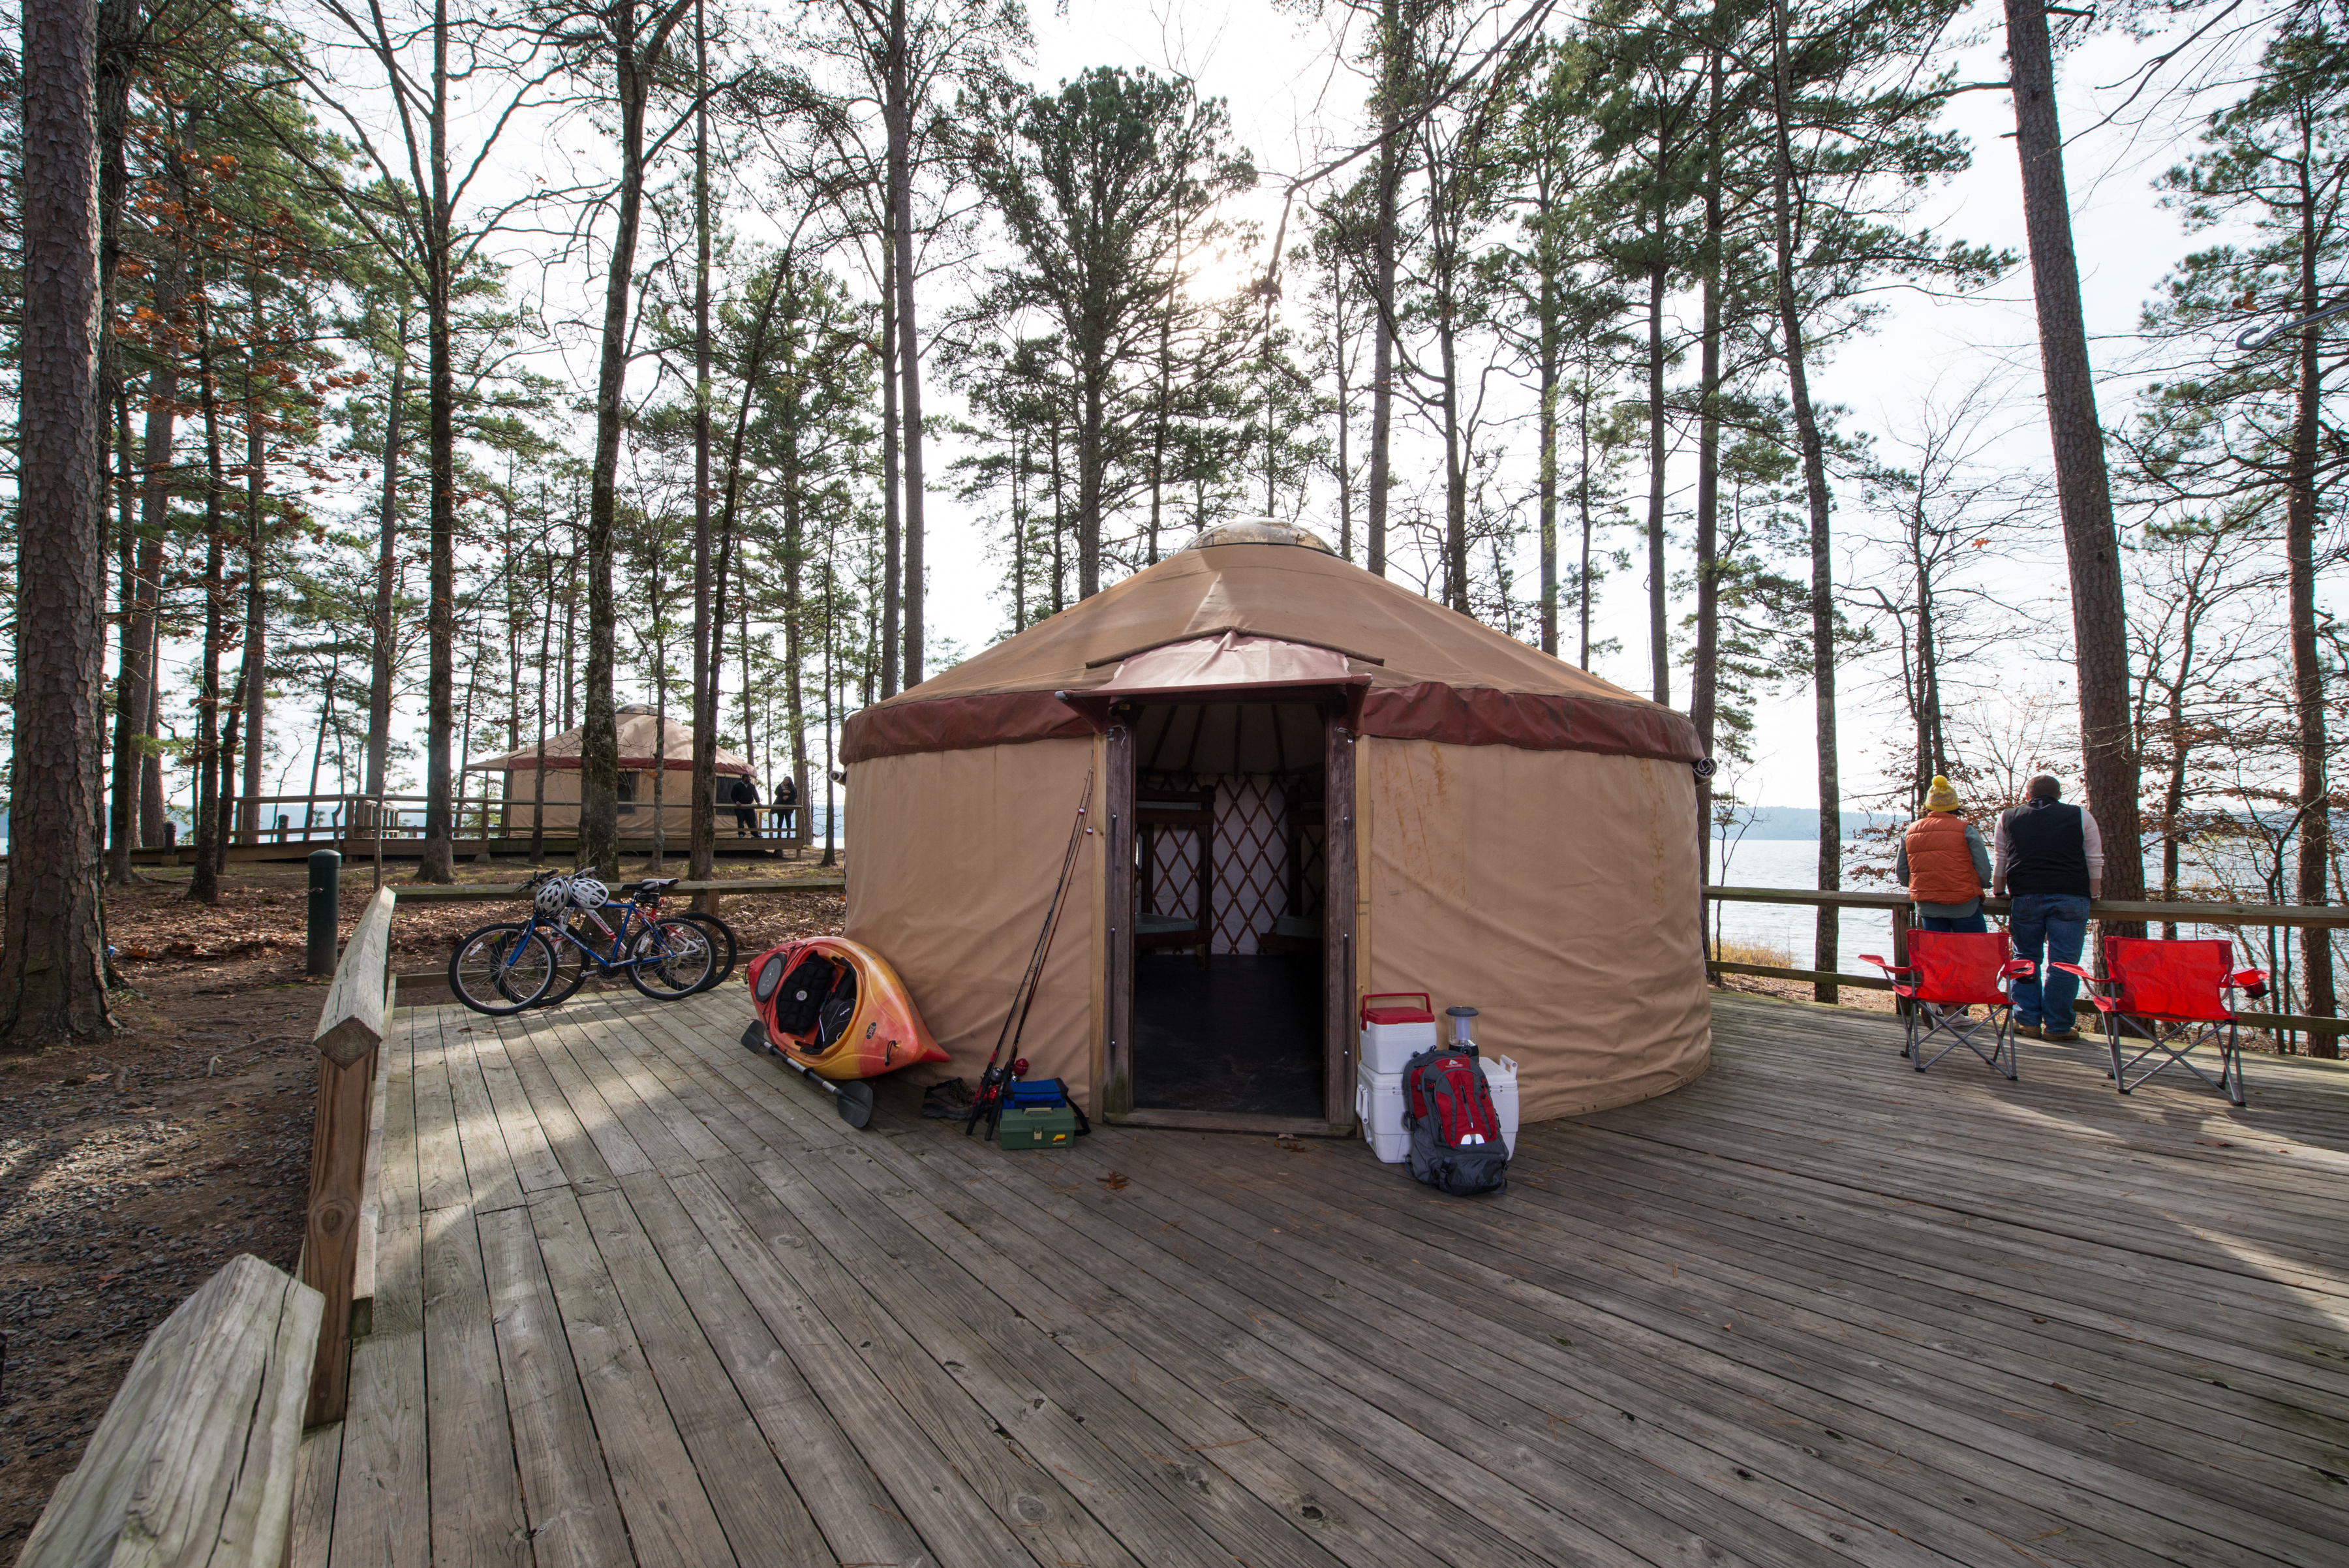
[{"x1": 1144, "y1": 775, "x2": 1299, "y2": 955}]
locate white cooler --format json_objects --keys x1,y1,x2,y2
[
  {"x1": 1357, "y1": 1054, "x2": 1520, "y2": 1163},
  {"x1": 1359, "y1": 992, "x2": 1437, "y2": 1075}
]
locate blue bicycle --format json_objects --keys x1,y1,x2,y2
[{"x1": 448, "y1": 872, "x2": 720, "y2": 1015}]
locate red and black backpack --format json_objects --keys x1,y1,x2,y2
[{"x1": 1400, "y1": 1046, "x2": 1510, "y2": 1197}]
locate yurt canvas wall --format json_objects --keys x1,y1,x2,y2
[{"x1": 842, "y1": 522, "x2": 1712, "y2": 1131}]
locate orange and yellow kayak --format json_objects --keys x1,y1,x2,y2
[{"x1": 745, "y1": 936, "x2": 948, "y2": 1081}]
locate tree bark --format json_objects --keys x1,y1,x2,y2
[
  {"x1": 688, "y1": 0, "x2": 716, "y2": 881},
  {"x1": 240, "y1": 266, "x2": 268, "y2": 839},
  {"x1": 1366, "y1": 0, "x2": 1402, "y2": 579},
  {"x1": 418, "y1": 0, "x2": 457, "y2": 882},
  {"x1": 2288, "y1": 151, "x2": 2337, "y2": 1049},
  {"x1": 581, "y1": 0, "x2": 673, "y2": 880},
  {"x1": 1691, "y1": 50, "x2": 1725, "y2": 850},
  {"x1": 97, "y1": 0, "x2": 142, "y2": 884},
  {"x1": 878, "y1": 237, "x2": 902, "y2": 697},
  {"x1": 1773, "y1": 0, "x2": 1839, "y2": 1002},
  {"x1": 189, "y1": 258, "x2": 228, "y2": 907},
  {"x1": 2004, "y1": 0, "x2": 2145, "y2": 918},
  {"x1": 1644, "y1": 258, "x2": 1670, "y2": 706},
  {"x1": 889, "y1": 0, "x2": 927, "y2": 688},
  {"x1": 365, "y1": 325, "x2": 405, "y2": 814},
  {"x1": 3, "y1": 0, "x2": 114, "y2": 1041}
]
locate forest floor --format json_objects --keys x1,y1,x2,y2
[{"x1": 0, "y1": 858, "x2": 846, "y2": 1556}]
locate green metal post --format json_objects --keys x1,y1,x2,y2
[{"x1": 308, "y1": 848, "x2": 342, "y2": 976}]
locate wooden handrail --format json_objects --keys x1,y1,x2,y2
[
  {"x1": 389, "y1": 876, "x2": 844, "y2": 903},
  {"x1": 1705, "y1": 885, "x2": 2349, "y2": 1034},
  {"x1": 302, "y1": 885, "x2": 395, "y2": 1426},
  {"x1": 17, "y1": 1257, "x2": 322, "y2": 1568},
  {"x1": 1708, "y1": 884, "x2": 2349, "y2": 929}
]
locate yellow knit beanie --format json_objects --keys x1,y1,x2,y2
[{"x1": 1924, "y1": 775, "x2": 1959, "y2": 812}]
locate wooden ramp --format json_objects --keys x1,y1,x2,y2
[{"x1": 291, "y1": 989, "x2": 2349, "y2": 1567}]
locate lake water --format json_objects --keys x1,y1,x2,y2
[{"x1": 1709, "y1": 837, "x2": 1896, "y2": 973}]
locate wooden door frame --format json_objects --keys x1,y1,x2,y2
[{"x1": 1099, "y1": 696, "x2": 1359, "y2": 1137}]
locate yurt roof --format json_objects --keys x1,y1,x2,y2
[
  {"x1": 844, "y1": 524, "x2": 1701, "y2": 765},
  {"x1": 463, "y1": 705, "x2": 753, "y2": 775}
]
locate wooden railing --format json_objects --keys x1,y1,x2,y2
[
  {"x1": 301, "y1": 884, "x2": 395, "y2": 1423},
  {"x1": 1705, "y1": 884, "x2": 2349, "y2": 1038},
  {"x1": 16, "y1": 1257, "x2": 322, "y2": 1567}
]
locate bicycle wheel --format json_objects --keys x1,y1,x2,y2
[
  {"x1": 533, "y1": 921, "x2": 599, "y2": 1008},
  {"x1": 449, "y1": 923, "x2": 558, "y2": 1015},
  {"x1": 666, "y1": 910, "x2": 737, "y2": 992},
  {"x1": 628, "y1": 916, "x2": 716, "y2": 999}
]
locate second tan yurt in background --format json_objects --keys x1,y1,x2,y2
[
  {"x1": 840, "y1": 520, "x2": 1711, "y2": 1135},
  {"x1": 464, "y1": 704, "x2": 755, "y2": 836}
]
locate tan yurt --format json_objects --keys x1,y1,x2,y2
[
  {"x1": 842, "y1": 521, "x2": 1711, "y2": 1133},
  {"x1": 465, "y1": 704, "x2": 755, "y2": 835}
]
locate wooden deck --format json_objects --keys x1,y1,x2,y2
[{"x1": 289, "y1": 987, "x2": 2349, "y2": 1568}]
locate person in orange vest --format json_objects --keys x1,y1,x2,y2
[{"x1": 1895, "y1": 775, "x2": 1992, "y2": 934}]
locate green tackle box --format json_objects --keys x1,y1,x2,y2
[{"x1": 998, "y1": 1103, "x2": 1079, "y2": 1150}]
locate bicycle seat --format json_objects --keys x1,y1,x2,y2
[{"x1": 629, "y1": 878, "x2": 681, "y2": 894}]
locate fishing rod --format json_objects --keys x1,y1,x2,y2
[
  {"x1": 2237, "y1": 295, "x2": 2349, "y2": 352},
  {"x1": 968, "y1": 768, "x2": 1095, "y2": 1137}
]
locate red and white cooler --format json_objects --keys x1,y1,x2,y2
[{"x1": 1359, "y1": 992, "x2": 1437, "y2": 1075}]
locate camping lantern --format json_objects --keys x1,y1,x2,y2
[{"x1": 1447, "y1": 1005, "x2": 1480, "y2": 1054}]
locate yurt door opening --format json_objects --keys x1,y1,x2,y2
[{"x1": 1105, "y1": 695, "x2": 1357, "y2": 1130}]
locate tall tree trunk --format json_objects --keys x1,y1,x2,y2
[
  {"x1": 365, "y1": 329, "x2": 405, "y2": 812},
  {"x1": 688, "y1": 0, "x2": 717, "y2": 881},
  {"x1": 2, "y1": 0, "x2": 112, "y2": 1039},
  {"x1": 97, "y1": 0, "x2": 141, "y2": 885},
  {"x1": 189, "y1": 264, "x2": 228, "y2": 906},
  {"x1": 531, "y1": 536, "x2": 553, "y2": 863},
  {"x1": 888, "y1": 0, "x2": 927, "y2": 688},
  {"x1": 1691, "y1": 51, "x2": 1725, "y2": 850},
  {"x1": 2288, "y1": 159, "x2": 2337, "y2": 1049},
  {"x1": 1773, "y1": 0, "x2": 1839, "y2": 1001},
  {"x1": 1078, "y1": 366, "x2": 1105, "y2": 597},
  {"x1": 418, "y1": 0, "x2": 457, "y2": 882},
  {"x1": 1644, "y1": 255, "x2": 1670, "y2": 706},
  {"x1": 581, "y1": 5, "x2": 662, "y2": 880},
  {"x1": 107, "y1": 388, "x2": 137, "y2": 880},
  {"x1": 2004, "y1": 0, "x2": 2144, "y2": 919},
  {"x1": 878, "y1": 238, "x2": 902, "y2": 697},
  {"x1": 137, "y1": 534, "x2": 165, "y2": 844},
  {"x1": 1366, "y1": 0, "x2": 1402, "y2": 578},
  {"x1": 1334, "y1": 244, "x2": 1356, "y2": 564},
  {"x1": 1436, "y1": 245, "x2": 1468, "y2": 613},
  {"x1": 1578, "y1": 375, "x2": 1596, "y2": 669},
  {"x1": 241, "y1": 267, "x2": 268, "y2": 838},
  {"x1": 1536, "y1": 259, "x2": 1559, "y2": 656}
]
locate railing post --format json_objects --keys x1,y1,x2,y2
[
  {"x1": 1890, "y1": 904, "x2": 1911, "y2": 1020},
  {"x1": 307, "y1": 849, "x2": 341, "y2": 977},
  {"x1": 303, "y1": 885, "x2": 394, "y2": 1426}
]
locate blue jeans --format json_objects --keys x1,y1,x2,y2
[
  {"x1": 2007, "y1": 893, "x2": 2090, "y2": 1030},
  {"x1": 1917, "y1": 910, "x2": 1989, "y2": 934}
]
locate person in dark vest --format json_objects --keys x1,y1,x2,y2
[
  {"x1": 1896, "y1": 775, "x2": 1991, "y2": 933},
  {"x1": 1993, "y1": 774, "x2": 2103, "y2": 1041},
  {"x1": 728, "y1": 774, "x2": 760, "y2": 838}
]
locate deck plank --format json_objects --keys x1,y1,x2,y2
[
  {"x1": 618, "y1": 1171, "x2": 938, "y2": 1568},
  {"x1": 476, "y1": 1203, "x2": 635, "y2": 1568},
  {"x1": 326, "y1": 1009, "x2": 429, "y2": 1568},
  {"x1": 298, "y1": 991, "x2": 2349, "y2": 1568}
]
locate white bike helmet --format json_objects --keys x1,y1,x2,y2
[
  {"x1": 533, "y1": 875, "x2": 574, "y2": 915},
  {"x1": 568, "y1": 876, "x2": 609, "y2": 910}
]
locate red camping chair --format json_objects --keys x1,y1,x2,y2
[
  {"x1": 2051, "y1": 938, "x2": 2266, "y2": 1107},
  {"x1": 1860, "y1": 932, "x2": 2035, "y2": 1081}
]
